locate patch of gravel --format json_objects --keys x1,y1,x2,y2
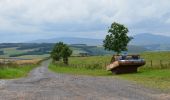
[{"x1": 0, "y1": 60, "x2": 169, "y2": 100}]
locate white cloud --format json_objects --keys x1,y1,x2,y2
[{"x1": 0, "y1": 0, "x2": 170, "y2": 41}]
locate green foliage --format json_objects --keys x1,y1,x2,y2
[
  {"x1": 61, "y1": 46, "x2": 72, "y2": 64},
  {"x1": 103, "y1": 22, "x2": 133, "y2": 54},
  {"x1": 51, "y1": 42, "x2": 72, "y2": 64},
  {"x1": 51, "y1": 42, "x2": 65, "y2": 61}
]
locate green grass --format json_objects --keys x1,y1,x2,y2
[
  {"x1": 117, "y1": 68, "x2": 170, "y2": 91},
  {"x1": 141, "y1": 51, "x2": 170, "y2": 68},
  {"x1": 49, "y1": 63, "x2": 111, "y2": 76},
  {"x1": 49, "y1": 51, "x2": 170, "y2": 90},
  {"x1": 17, "y1": 54, "x2": 50, "y2": 59},
  {"x1": 0, "y1": 47, "x2": 31, "y2": 57},
  {"x1": 0, "y1": 64, "x2": 37, "y2": 79},
  {"x1": 70, "y1": 56, "x2": 111, "y2": 65},
  {"x1": 70, "y1": 47, "x2": 87, "y2": 56}
]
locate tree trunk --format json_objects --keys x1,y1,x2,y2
[
  {"x1": 63, "y1": 57, "x2": 68, "y2": 65},
  {"x1": 55, "y1": 57, "x2": 60, "y2": 61}
]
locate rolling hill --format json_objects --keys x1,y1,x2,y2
[
  {"x1": 130, "y1": 33, "x2": 170, "y2": 45},
  {"x1": 30, "y1": 37, "x2": 103, "y2": 46},
  {"x1": 30, "y1": 33, "x2": 170, "y2": 46},
  {"x1": 0, "y1": 43, "x2": 148, "y2": 57},
  {"x1": 29, "y1": 33, "x2": 170, "y2": 51}
]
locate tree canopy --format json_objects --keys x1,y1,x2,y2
[
  {"x1": 103, "y1": 22, "x2": 133, "y2": 54},
  {"x1": 51, "y1": 42, "x2": 72, "y2": 64}
]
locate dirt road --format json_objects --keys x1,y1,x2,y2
[{"x1": 0, "y1": 60, "x2": 169, "y2": 100}]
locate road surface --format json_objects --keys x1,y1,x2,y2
[{"x1": 0, "y1": 60, "x2": 169, "y2": 100}]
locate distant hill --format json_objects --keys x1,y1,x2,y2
[
  {"x1": 0, "y1": 43, "x2": 147, "y2": 57},
  {"x1": 31, "y1": 33, "x2": 170, "y2": 45},
  {"x1": 29, "y1": 33, "x2": 170, "y2": 51},
  {"x1": 130, "y1": 33, "x2": 170, "y2": 45},
  {"x1": 130, "y1": 33, "x2": 170, "y2": 51},
  {"x1": 30, "y1": 37, "x2": 103, "y2": 46}
]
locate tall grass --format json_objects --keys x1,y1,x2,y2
[
  {"x1": 141, "y1": 51, "x2": 170, "y2": 69},
  {"x1": 0, "y1": 64, "x2": 38, "y2": 79},
  {"x1": 67, "y1": 52, "x2": 170, "y2": 70},
  {"x1": 69, "y1": 56, "x2": 111, "y2": 69},
  {"x1": 49, "y1": 63, "x2": 111, "y2": 76},
  {"x1": 0, "y1": 58, "x2": 44, "y2": 79},
  {"x1": 50, "y1": 52, "x2": 170, "y2": 74}
]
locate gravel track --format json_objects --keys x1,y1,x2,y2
[{"x1": 0, "y1": 60, "x2": 169, "y2": 100}]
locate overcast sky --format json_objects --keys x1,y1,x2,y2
[{"x1": 1, "y1": 0, "x2": 170, "y2": 42}]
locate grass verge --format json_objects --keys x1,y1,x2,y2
[
  {"x1": 0, "y1": 64, "x2": 38, "y2": 79},
  {"x1": 117, "y1": 68, "x2": 170, "y2": 91},
  {"x1": 49, "y1": 63, "x2": 111, "y2": 76}
]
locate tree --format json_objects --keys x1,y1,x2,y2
[
  {"x1": 51, "y1": 42, "x2": 65, "y2": 62},
  {"x1": 103, "y1": 22, "x2": 133, "y2": 54},
  {"x1": 51, "y1": 42, "x2": 72, "y2": 65},
  {"x1": 61, "y1": 45, "x2": 72, "y2": 65}
]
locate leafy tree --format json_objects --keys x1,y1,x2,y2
[
  {"x1": 103, "y1": 22, "x2": 133, "y2": 54},
  {"x1": 61, "y1": 45, "x2": 72, "y2": 65},
  {"x1": 51, "y1": 42, "x2": 65, "y2": 61},
  {"x1": 51, "y1": 42, "x2": 72, "y2": 64}
]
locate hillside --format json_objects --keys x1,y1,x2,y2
[
  {"x1": 30, "y1": 37, "x2": 103, "y2": 46},
  {"x1": 130, "y1": 33, "x2": 170, "y2": 45},
  {"x1": 130, "y1": 33, "x2": 170, "y2": 51},
  {"x1": 30, "y1": 33, "x2": 170, "y2": 46},
  {"x1": 0, "y1": 43, "x2": 147, "y2": 58}
]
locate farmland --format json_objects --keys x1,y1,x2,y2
[
  {"x1": 0, "y1": 43, "x2": 147, "y2": 58},
  {"x1": 49, "y1": 51, "x2": 170, "y2": 91},
  {"x1": 0, "y1": 43, "x2": 50, "y2": 79},
  {"x1": 0, "y1": 64, "x2": 38, "y2": 79},
  {"x1": 0, "y1": 43, "x2": 52, "y2": 58},
  {"x1": 0, "y1": 43, "x2": 170, "y2": 90},
  {"x1": 0, "y1": 57, "x2": 44, "y2": 79}
]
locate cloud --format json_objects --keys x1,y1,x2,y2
[{"x1": 0, "y1": 0, "x2": 170, "y2": 42}]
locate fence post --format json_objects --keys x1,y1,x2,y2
[
  {"x1": 105, "y1": 62, "x2": 107, "y2": 66},
  {"x1": 160, "y1": 60, "x2": 162, "y2": 69},
  {"x1": 151, "y1": 60, "x2": 152, "y2": 67},
  {"x1": 103, "y1": 63, "x2": 106, "y2": 69},
  {"x1": 104, "y1": 62, "x2": 107, "y2": 69}
]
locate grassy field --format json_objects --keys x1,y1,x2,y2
[
  {"x1": 49, "y1": 51, "x2": 170, "y2": 90},
  {"x1": 0, "y1": 48, "x2": 26, "y2": 57},
  {"x1": 0, "y1": 56, "x2": 46, "y2": 79},
  {"x1": 118, "y1": 68, "x2": 170, "y2": 91},
  {"x1": 141, "y1": 51, "x2": 170, "y2": 68},
  {"x1": 0, "y1": 64, "x2": 38, "y2": 79},
  {"x1": 17, "y1": 54, "x2": 50, "y2": 59},
  {"x1": 49, "y1": 64, "x2": 111, "y2": 76}
]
